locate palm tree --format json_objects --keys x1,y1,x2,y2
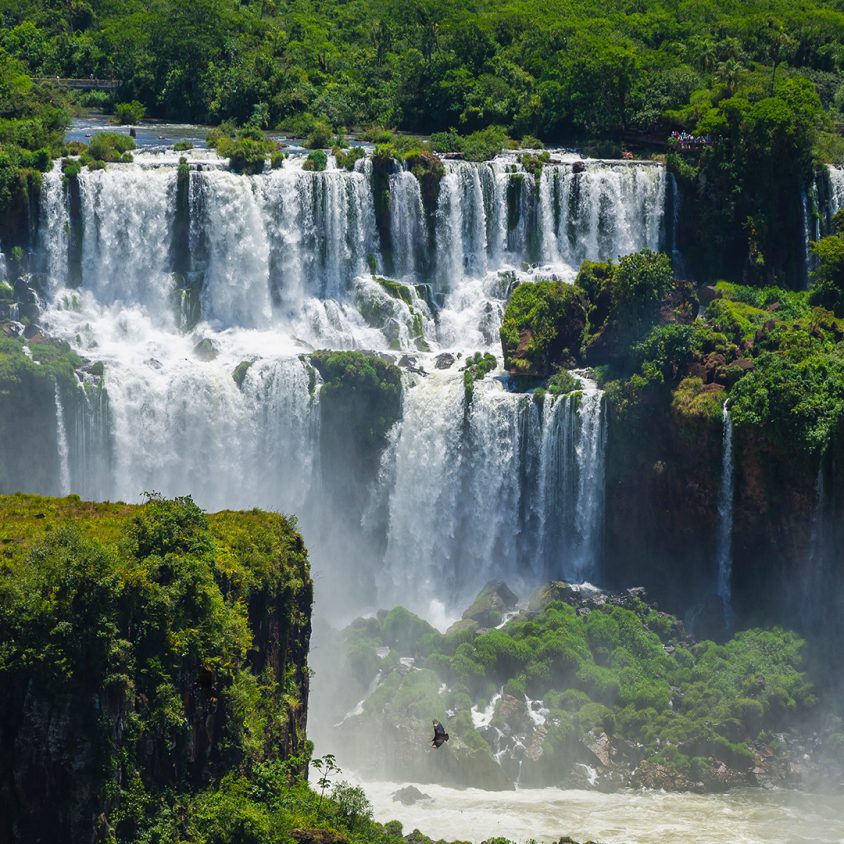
[{"x1": 715, "y1": 59, "x2": 743, "y2": 96}]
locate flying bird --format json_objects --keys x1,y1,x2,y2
[{"x1": 431, "y1": 720, "x2": 449, "y2": 749}]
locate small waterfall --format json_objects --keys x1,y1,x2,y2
[
  {"x1": 54, "y1": 383, "x2": 71, "y2": 496},
  {"x1": 667, "y1": 172, "x2": 687, "y2": 277},
  {"x1": 801, "y1": 188, "x2": 814, "y2": 287},
  {"x1": 716, "y1": 401, "x2": 735, "y2": 626},
  {"x1": 39, "y1": 167, "x2": 69, "y2": 289},
  {"x1": 572, "y1": 384, "x2": 607, "y2": 577},
  {"x1": 829, "y1": 166, "x2": 844, "y2": 219},
  {"x1": 802, "y1": 467, "x2": 829, "y2": 627},
  {"x1": 380, "y1": 370, "x2": 607, "y2": 611},
  {"x1": 389, "y1": 170, "x2": 425, "y2": 279},
  {"x1": 535, "y1": 374, "x2": 606, "y2": 582}
]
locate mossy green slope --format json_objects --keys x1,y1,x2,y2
[{"x1": 0, "y1": 493, "x2": 312, "y2": 843}]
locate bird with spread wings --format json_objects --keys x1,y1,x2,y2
[{"x1": 431, "y1": 720, "x2": 449, "y2": 748}]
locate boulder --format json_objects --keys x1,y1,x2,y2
[
  {"x1": 392, "y1": 785, "x2": 432, "y2": 805},
  {"x1": 572, "y1": 160, "x2": 587, "y2": 174},
  {"x1": 434, "y1": 352, "x2": 455, "y2": 370},
  {"x1": 462, "y1": 580, "x2": 518, "y2": 627},
  {"x1": 193, "y1": 337, "x2": 218, "y2": 361}
]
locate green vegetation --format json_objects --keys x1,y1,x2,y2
[
  {"x1": 808, "y1": 209, "x2": 844, "y2": 315},
  {"x1": 81, "y1": 130, "x2": 135, "y2": 164},
  {"x1": 207, "y1": 123, "x2": 275, "y2": 174},
  {"x1": 303, "y1": 148, "x2": 328, "y2": 172},
  {"x1": 499, "y1": 252, "x2": 844, "y2": 456},
  {"x1": 310, "y1": 350, "x2": 403, "y2": 470},
  {"x1": 112, "y1": 99, "x2": 146, "y2": 124},
  {"x1": 2, "y1": 0, "x2": 841, "y2": 152},
  {"x1": 462, "y1": 351, "x2": 498, "y2": 399},
  {"x1": 500, "y1": 281, "x2": 588, "y2": 375},
  {"x1": 0, "y1": 493, "x2": 312, "y2": 842},
  {"x1": 339, "y1": 591, "x2": 813, "y2": 788},
  {"x1": 0, "y1": 50, "x2": 69, "y2": 230}
]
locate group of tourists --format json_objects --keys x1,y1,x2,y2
[{"x1": 669, "y1": 130, "x2": 713, "y2": 149}]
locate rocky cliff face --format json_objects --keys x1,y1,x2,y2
[{"x1": 0, "y1": 495, "x2": 312, "y2": 844}]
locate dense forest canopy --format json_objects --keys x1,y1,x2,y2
[{"x1": 1, "y1": 0, "x2": 843, "y2": 141}]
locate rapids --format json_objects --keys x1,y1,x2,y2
[{"x1": 352, "y1": 778, "x2": 844, "y2": 844}]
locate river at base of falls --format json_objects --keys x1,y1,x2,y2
[{"x1": 348, "y1": 777, "x2": 844, "y2": 844}]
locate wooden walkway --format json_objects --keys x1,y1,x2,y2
[{"x1": 35, "y1": 78, "x2": 121, "y2": 92}]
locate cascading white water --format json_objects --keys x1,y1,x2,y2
[
  {"x1": 78, "y1": 166, "x2": 177, "y2": 321},
  {"x1": 24, "y1": 149, "x2": 659, "y2": 615},
  {"x1": 716, "y1": 401, "x2": 734, "y2": 625},
  {"x1": 380, "y1": 369, "x2": 606, "y2": 611},
  {"x1": 829, "y1": 165, "x2": 844, "y2": 218},
  {"x1": 389, "y1": 170, "x2": 425, "y2": 279},
  {"x1": 39, "y1": 167, "x2": 68, "y2": 289},
  {"x1": 54, "y1": 382, "x2": 71, "y2": 496}
]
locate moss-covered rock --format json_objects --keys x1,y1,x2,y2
[
  {"x1": 500, "y1": 281, "x2": 588, "y2": 376},
  {"x1": 309, "y1": 351, "x2": 403, "y2": 506},
  {"x1": 332, "y1": 587, "x2": 813, "y2": 793}
]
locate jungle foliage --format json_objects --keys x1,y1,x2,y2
[
  {"x1": 342, "y1": 593, "x2": 813, "y2": 785},
  {"x1": 2, "y1": 0, "x2": 843, "y2": 144},
  {"x1": 0, "y1": 493, "x2": 313, "y2": 842},
  {"x1": 500, "y1": 251, "x2": 844, "y2": 455}
]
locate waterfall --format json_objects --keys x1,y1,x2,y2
[
  {"x1": 19, "y1": 149, "x2": 658, "y2": 618},
  {"x1": 380, "y1": 370, "x2": 606, "y2": 611},
  {"x1": 667, "y1": 172, "x2": 687, "y2": 277},
  {"x1": 801, "y1": 189, "x2": 814, "y2": 287},
  {"x1": 829, "y1": 166, "x2": 844, "y2": 219},
  {"x1": 39, "y1": 167, "x2": 69, "y2": 289},
  {"x1": 78, "y1": 166, "x2": 176, "y2": 320},
  {"x1": 801, "y1": 466, "x2": 836, "y2": 631},
  {"x1": 389, "y1": 170, "x2": 425, "y2": 279},
  {"x1": 716, "y1": 401, "x2": 734, "y2": 626},
  {"x1": 54, "y1": 383, "x2": 71, "y2": 496}
]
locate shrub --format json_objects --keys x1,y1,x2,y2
[
  {"x1": 430, "y1": 130, "x2": 463, "y2": 153},
  {"x1": 112, "y1": 100, "x2": 146, "y2": 125},
  {"x1": 303, "y1": 149, "x2": 328, "y2": 172},
  {"x1": 333, "y1": 145, "x2": 364, "y2": 170},
  {"x1": 462, "y1": 126, "x2": 510, "y2": 162},
  {"x1": 217, "y1": 137, "x2": 267, "y2": 174},
  {"x1": 85, "y1": 131, "x2": 136, "y2": 163}
]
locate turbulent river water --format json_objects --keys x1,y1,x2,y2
[
  {"x1": 351, "y1": 778, "x2": 844, "y2": 844},
  {"x1": 7, "y1": 129, "x2": 844, "y2": 841}
]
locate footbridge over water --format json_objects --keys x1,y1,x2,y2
[{"x1": 34, "y1": 78, "x2": 121, "y2": 92}]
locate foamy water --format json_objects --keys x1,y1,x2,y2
[{"x1": 349, "y1": 777, "x2": 844, "y2": 844}]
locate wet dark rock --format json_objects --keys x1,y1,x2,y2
[
  {"x1": 1, "y1": 320, "x2": 23, "y2": 337},
  {"x1": 572, "y1": 160, "x2": 587, "y2": 174},
  {"x1": 392, "y1": 785, "x2": 432, "y2": 805},
  {"x1": 462, "y1": 580, "x2": 518, "y2": 627},
  {"x1": 22, "y1": 323, "x2": 45, "y2": 340},
  {"x1": 434, "y1": 352, "x2": 455, "y2": 369},
  {"x1": 193, "y1": 337, "x2": 218, "y2": 361}
]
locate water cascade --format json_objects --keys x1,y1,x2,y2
[
  {"x1": 16, "y1": 150, "x2": 654, "y2": 615},
  {"x1": 715, "y1": 401, "x2": 735, "y2": 626},
  {"x1": 829, "y1": 165, "x2": 844, "y2": 219},
  {"x1": 379, "y1": 370, "x2": 606, "y2": 611},
  {"x1": 54, "y1": 383, "x2": 71, "y2": 496}
]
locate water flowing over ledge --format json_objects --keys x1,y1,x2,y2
[{"x1": 17, "y1": 151, "x2": 658, "y2": 616}]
